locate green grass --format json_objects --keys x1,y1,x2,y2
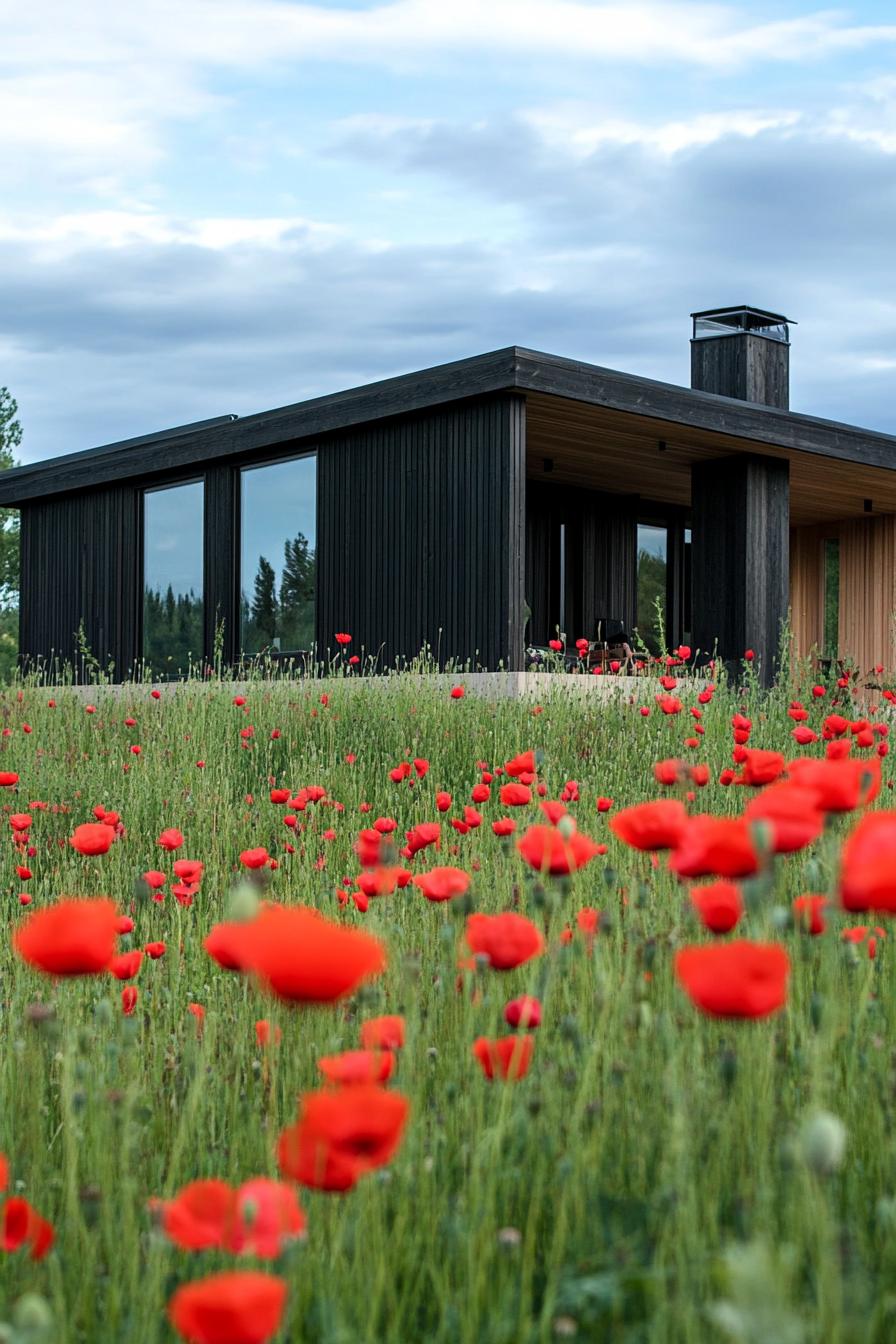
[{"x1": 0, "y1": 671, "x2": 894, "y2": 1343}]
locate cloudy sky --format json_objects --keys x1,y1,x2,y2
[{"x1": 4, "y1": 0, "x2": 896, "y2": 464}]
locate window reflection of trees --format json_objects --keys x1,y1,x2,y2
[
  {"x1": 143, "y1": 587, "x2": 204, "y2": 670},
  {"x1": 142, "y1": 481, "x2": 204, "y2": 674},
  {"x1": 240, "y1": 531, "x2": 316, "y2": 655}
]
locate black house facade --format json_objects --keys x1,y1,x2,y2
[{"x1": 4, "y1": 305, "x2": 896, "y2": 684}]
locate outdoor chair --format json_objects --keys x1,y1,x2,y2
[{"x1": 591, "y1": 618, "x2": 635, "y2": 672}]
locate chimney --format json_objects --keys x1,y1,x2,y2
[{"x1": 690, "y1": 306, "x2": 794, "y2": 410}]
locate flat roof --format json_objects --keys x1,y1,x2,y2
[{"x1": 1, "y1": 344, "x2": 894, "y2": 504}]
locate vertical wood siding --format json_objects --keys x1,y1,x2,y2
[
  {"x1": 789, "y1": 524, "x2": 830, "y2": 661},
  {"x1": 315, "y1": 394, "x2": 527, "y2": 670},
  {"x1": 839, "y1": 517, "x2": 896, "y2": 675},
  {"x1": 691, "y1": 333, "x2": 789, "y2": 409},
  {"x1": 20, "y1": 485, "x2": 140, "y2": 676},
  {"x1": 525, "y1": 484, "x2": 637, "y2": 645}
]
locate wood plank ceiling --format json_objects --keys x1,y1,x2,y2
[{"x1": 524, "y1": 390, "x2": 896, "y2": 526}]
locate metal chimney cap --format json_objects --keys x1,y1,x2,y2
[{"x1": 690, "y1": 306, "x2": 795, "y2": 344}]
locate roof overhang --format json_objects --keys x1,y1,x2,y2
[{"x1": 1, "y1": 345, "x2": 895, "y2": 507}]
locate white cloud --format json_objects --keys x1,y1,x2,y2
[
  {"x1": 0, "y1": 210, "x2": 344, "y2": 252},
  {"x1": 8, "y1": 1, "x2": 893, "y2": 71},
  {"x1": 521, "y1": 107, "x2": 804, "y2": 156}
]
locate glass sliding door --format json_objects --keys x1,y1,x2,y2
[
  {"x1": 240, "y1": 454, "x2": 316, "y2": 655},
  {"x1": 142, "y1": 481, "x2": 204, "y2": 672},
  {"x1": 635, "y1": 522, "x2": 668, "y2": 654}
]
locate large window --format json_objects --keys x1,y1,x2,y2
[
  {"x1": 240, "y1": 455, "x2": 316, "y2": 655},
  {"x1": 636, "y1": 523, "x2": 668, "y2": 654},
  {"x1": 143, "y1": 481, "x2": 204, "y2": 670}
]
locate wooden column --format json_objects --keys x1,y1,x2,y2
[
  {"x1": 691, "y1": 455, "x2": 790, "y2": 684},
  {"x1": 203, "y1": 465, "x2": 238, "y2": 666}
]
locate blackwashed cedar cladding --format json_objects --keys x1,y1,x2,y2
[
  {"x1": 13, "y1": 370, "x2": 528, "y2": 674},
  {"x1": 8, "y1": 343, "x2": 896, "y2": 681}
]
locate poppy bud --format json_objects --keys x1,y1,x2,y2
[
  {"x1": 12, "y1": 1294, "x2": 54, "y2": 1334},
  {"x1": 800, "y1": 1110, "x2": 846, "y2": 1175},
  {"x1": 226, "y1": 882, "x2": 260, "y2": 922}
]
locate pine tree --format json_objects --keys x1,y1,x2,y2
[
  {"x1": 279, "y1": 533, "x2": 314, "y2": 610},
  {"x1": 251, "y1": 557, "x2": 278, "y2": 644}
]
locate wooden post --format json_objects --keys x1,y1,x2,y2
[{"x1": 691, "y1": 455, "x2": 790, "y2": 685}]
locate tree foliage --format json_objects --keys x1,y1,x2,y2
[
  {"x1": 240, "y1": 533, "x2": 316, "y2": 654},
  {"x1": 0, "y1": 387, "x2": 21, "y2": 610}
]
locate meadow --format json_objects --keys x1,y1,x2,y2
[{"x1": 0, "y1": 661, "x2": 894, "y2": 1344}]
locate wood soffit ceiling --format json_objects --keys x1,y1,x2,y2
[{"x1": 523, "y1": 390, "x2": 896, "y2": 527}]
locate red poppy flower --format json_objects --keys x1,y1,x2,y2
[
  {"x1": 334, "y1": 632, "x2": 352, "y2": 645},
  {"x1": 689, "y1": 881, "x2": 743, "y2": 934},
  {"x1": 504, "y1": 750, "x2": 536, "y2": 778},
  {"x1": 277, "y1": 1086, "x2": 410, "y2": 1191},
  {"x1": 465, "y1": 912, "x2": 545, "y2": 970},
  {"x1": 317, "y1": 1049, "x2": 396, "y2": 1086},
  {"x1": 743, "y1": 783, "x2": 824, "y2": 854},
  {"x1": 173, "y1": 859, "x2": 204, "y2": 885},
  {"x1": 500, "y1": 782, "x2": 532, "y2": 807},
  {"x1": 231, "y1": 1179, "x2": 306, "y2": 1258},
  {"x1": 840, "y1": 811, "x2": 896, "y2": 912},
  {"x1": 269, "y1": 788, "x2": 291, "y2": 804},
  {"x1": 69, "y1": 822, "x2": 114, "y2": 856},
  {"x1": 9, "y1": 813, "x2": 31, "y2": 832},
  {"x1": 472, "y1": 1035, "x2": 535, "y2": 1081},
  {"x1": 14, "y1": 897, "x2": 119, "y2": 976},
  {"x1": 255, "y1": 1019, "x2": 281, "y2": 1047},
  {"x1": 158, "y1": 827, "x2": 185, "y2": 851},
  {"x1": 792, "y1": 726, "x2": 818, "y2": 746},
  {"x1": 734, "y1": 749, "x2": 786, "y2": 787},
  {"x1": 2, "y1": 1197, "x2": 54, "y2": 1260},
  {"x1": 786, "y1": 757, "x2": 881, "y2": 813},
  {"x1": 492, "y1": 817, "x2": 517, "y2": 836},
  {"x1": 359, "y1": 1015, "x2": 405, "y2": 1050},
  {"x1": 516, "y1": 823, "x2": 601, "y2": 875},
  {"x1": 142, "y1": 870, "x2": 167, "y2": 890},
  {"x1": 609, "y1": 800, "x2": 687, "y2": 851},
  {"x1": 669, "y1": 816, "x2": 760, "y2": 879},
  {"x1": 203, "y1": 922, "x2": 253, "y2": 972},
  {"x1": 145, "y1": 941, "x2": 167, "y2": 959},
  {"x1": 405, "y1": 822, "x2": 441, "y2": 857},
  {"x1": 356, "y1": 866, "x2": 412, "y2": 897},
  {"x1": 168, "y1": 1271, "x2": 287, "y2": 1344},
  {"x1": 504, "y1": 995, "x2": 542, "y2": 1028},
  {"x1": 674, "y1": 940, "x2": 790, "y2": 1018},
  {"x1": 160, "y1": 1174, "x2": 225, "y2": 1245},
  {"x1": 238, "y1": 906, "x2": 386, "y2": 1002},
  {"x1": 0, "y1": 771, "x2": 18, "y2": 787},
  {"x1": 793, "y1": 894, "x2": 827, "y2": 935},
  {"x1": 239, "y1": 847, "x2": 270, "y2": 870},
  {"x1": 109, "y1": 950, "x2": 143, "y2": 980},
  {"x1": 121, "y1": 986, "x2": 138, "y2": 1015},
  {"x1": 412, "y1": 866, "x2": 470, "y2": 902}
]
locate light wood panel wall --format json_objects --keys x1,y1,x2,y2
[{"x1": 839, "y1": 516, "x2": 896, "y2": 674}]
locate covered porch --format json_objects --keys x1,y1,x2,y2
[{"x1": 522, "y1": 389, "x2": 896, "y2": 678}]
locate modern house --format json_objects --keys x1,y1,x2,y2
[{"x1": 3, "y1": 304, "x2": 896, "y2": 684}]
